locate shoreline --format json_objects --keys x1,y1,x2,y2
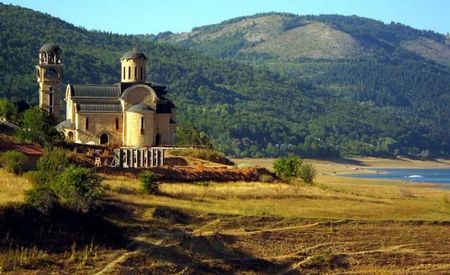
[
  {"x1": 233, "y1": 157, "x2": 450, "y2": 172},
  {"x1": 233, "y1": 157, "x2": 450, "y2": 187}
]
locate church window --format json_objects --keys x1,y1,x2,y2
[
  {"x1": 140, "y1": 66, "x2": 143, "y2": 80},
  {"x1": 85, "y1": 117, "x2": 89, "y2": 130},
  {"x1": 123, "y1": 66, "x2": 125, "y2": 78},
  {"x1": 49, "y1": 93, "x2": 53, "y2": 106},
  {"x1": 140, "y1": 117, "x2": 144, "y2": 135},
  {"x1": 115, "y1": 118, "x2": 119, "y2": 130},
  {"x1": 134, "y1": 66, "x2": 137, "y2": 80},
  {"x1": 128, "y1": 66, "x2": 131, "y2": 79}
]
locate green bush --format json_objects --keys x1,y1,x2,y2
[
  {"x1": 52, "y1": 166, "x2": 103, "y2": 212},
  {"x1": 0, "y1": 150, "x2": 27, "y2": 174},
  {"x1": 139, "y1": 171, "x2": 159, "y2": 194},
  {"x1": 37, "y1": 147, "x2": 68, "y2": 172},
  {"x1": 32, "y1": 148, "x2": 69, "y2": 185},
  {"x1": 298, "y1": 163, "x2": 317, "y2": 185},
  {"x1": 273, "y1": 155, "x2": 302, "y2": 181},
  {"x1": 25, "y1": 186, "x2": 59, "y2": 213}
]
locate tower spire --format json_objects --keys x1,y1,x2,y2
[{"x1": 36, "y1": 43, "x2": 63, "y2": 119}]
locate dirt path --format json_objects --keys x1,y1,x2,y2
[
  {"x1": 195, "y1": 219, "x2": 347, "y2": 237},
  {"x1": 93, "y1": 251, "x2": 140, "y2": 275}
]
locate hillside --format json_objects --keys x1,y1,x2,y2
[
  {"x1": 1, "y1": 4, "x2": 450, "y2": 158},
  {"x1": 160, "y1": 13, "x2": 450, "y2": 64},
  {"x1": 1, "y1": 165, "x2": 450, "y2": 273}
]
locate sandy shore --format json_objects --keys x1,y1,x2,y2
[{"x1": 233, "y1": 157, "x2": 450, "y2": 176}]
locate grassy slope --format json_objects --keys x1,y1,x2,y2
[
  {"x1": 1, "y1": 160, "x2": 449, "y2": 273},
  {"x1": 0, "y1": 170, "x2": 31, "y2": 205}
]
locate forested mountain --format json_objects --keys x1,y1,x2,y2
[{"x1": 1, "y1": 4, "x2": 449, "y2": 158}]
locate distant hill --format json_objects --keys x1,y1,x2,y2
[
  {"x1": 160, "y1": 13, "x2": 450, "y2": 65},
  {"x1": 1, "y1": 4, "x2": 449, "y2": 158}
]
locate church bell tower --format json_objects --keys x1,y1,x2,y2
[{"x1": 36, "y1": 43, "x2": 63, "y2": 119}]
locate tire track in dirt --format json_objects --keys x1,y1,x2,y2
[{"x1": 195, "y1": 219, "x2": 347, "y2": 237}]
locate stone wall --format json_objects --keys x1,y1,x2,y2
[
  {"x1": 156, "y1": 113, "x2": 175, "y2": 145},
  {"x1": 124, "y1": 111, "x2": 155, "y2": 147},
  {"x1": 75, "y1": 113, "x2": 123, "y2": 145}
]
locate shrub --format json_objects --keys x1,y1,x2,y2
[
  {"x1": 298, "y1": 163, "x2": 317, "y2": 185},
  {"x1": 273, "y1": 155, "x2": 302, "y2": 181},
  {"x1": 0, "y1": 150, "x2": 27, "y2": 174},
  {"x1": 139, "y1": 171, "x2": 159, "y2": 194},
  {"x1": 37, "y1": 147, "x2": 68, "y2": 173},
  {"x1": 52, "y1": 166, "x2": 103, "y2": 212},
  {"x1": 25, "y1": 186, "x2": 59, "y2": 213},
  {"x1": 32, "y1": 148, "x2": 69, "y2": 185}
]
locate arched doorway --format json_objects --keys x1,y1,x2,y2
[
  {"x1": 100, "y1": 133, "x2": 109, "y2": 145},
  {"x1": 67, "y1": 131, "x2": 74, "y2": 142}
]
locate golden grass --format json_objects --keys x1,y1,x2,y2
[
  {"x1": 0, "y1": 169, "x2": 32, "y2": 205},
  {"x1": 104, "y1": 174, "x2": 450, "y2": 221}
]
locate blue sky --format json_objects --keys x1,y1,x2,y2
[{"x1": 4, "y1": 0, "x2": 450, "y2": 35}]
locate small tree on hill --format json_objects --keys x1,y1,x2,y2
[
  {"x1": 273, "y1": 155, "x2": 302, "y2": 181},
  {"x1": 176, "y1": 125, "x2": 211, "y2": 147},
  {"x1": 298, "y1": 163, "x2": 317, "y2": 185},
  {"x1": 17, "y1": 107, "x2": 63, "y2": 146},
  {"x1": 52, "y1": 166, "x2": 103, "y2": 212}
]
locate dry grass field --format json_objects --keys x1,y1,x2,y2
[
  {"x1": 0, "y1": 157, "x2": 449, "y2": 273},
  {"x1": 0, "y1": 169, "x2": 32, "y2": 205}
]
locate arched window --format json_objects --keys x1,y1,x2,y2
[
  {"x1": 123, "y1": 66, "x2": 125, "y2": 79},
  {"x1": 140, "y1": 66, "x2": 143, "y2": 80},
  {"x1": 85, "y1": 117, "x2": 89, "y2": 130},
  {"x1": 134, "y1": 66, "x2": 137, "y2": 80},
  {"x1": 68, "y1": 131, "x2": 74, "y2": 142},
  {"x1": 140, "y1": 117, "x2": 144, "y2": 135},
  {"x1": 128, "y1": 66, "x2": 131, "y2": 79},
  {"x1": 115, "y1": 118, "x2": 119, "y2": 130}
]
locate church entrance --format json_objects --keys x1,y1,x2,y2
[{"x1": 100, "y1": 133, "x2": 109, "y2": 145}]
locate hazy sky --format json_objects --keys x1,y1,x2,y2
[{"x1": 5, "y1": 0, "x2": 450, "y2": 35}]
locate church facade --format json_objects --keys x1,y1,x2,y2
[{"x1": 36, "y1": 44, "x2": 176, "y2": 147}]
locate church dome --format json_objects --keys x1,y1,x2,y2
[
  {"x1": 127, "y1": 103, "x2": 154, "y2": 113},
  {"x1": 121, "y1": 49, "x2": 147, "y2": 60},
  {"x1": 39, "y1": 43, "x2": 61, "y2": 54}
]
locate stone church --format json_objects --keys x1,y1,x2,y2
[{"x1": 36, "y1": 43, "x2": 176, "y2": 147}]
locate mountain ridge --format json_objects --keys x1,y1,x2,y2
[{"x1": 158, "y1": 12, "x2": 450, "y2": 65}]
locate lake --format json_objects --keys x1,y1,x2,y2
[{"x1": 348, "y1": 168, "x2": 450, "y2": 187}]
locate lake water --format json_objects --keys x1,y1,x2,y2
[{"x1": 348, "y1": 168, "x2": 450, "y2": 187}]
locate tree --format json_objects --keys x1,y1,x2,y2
[
  {"x1": 273, "y1": 155, "x2": 302, "y2": 181},
  {"x1": 52, "y1": 166, "x2": 103, "y2": 212},
  {"x1": 17, "y1": 107, "x2": 63, "y2": 146},
  {"x1": 298, "y1": 163, "x2": 317, "y2": 185},
  {"x1": 176, "y1": 125, "x2": 211, "y2": 147},
  {"x1": 0, "y1": 98, "x2": 18, "y2": 123}
]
